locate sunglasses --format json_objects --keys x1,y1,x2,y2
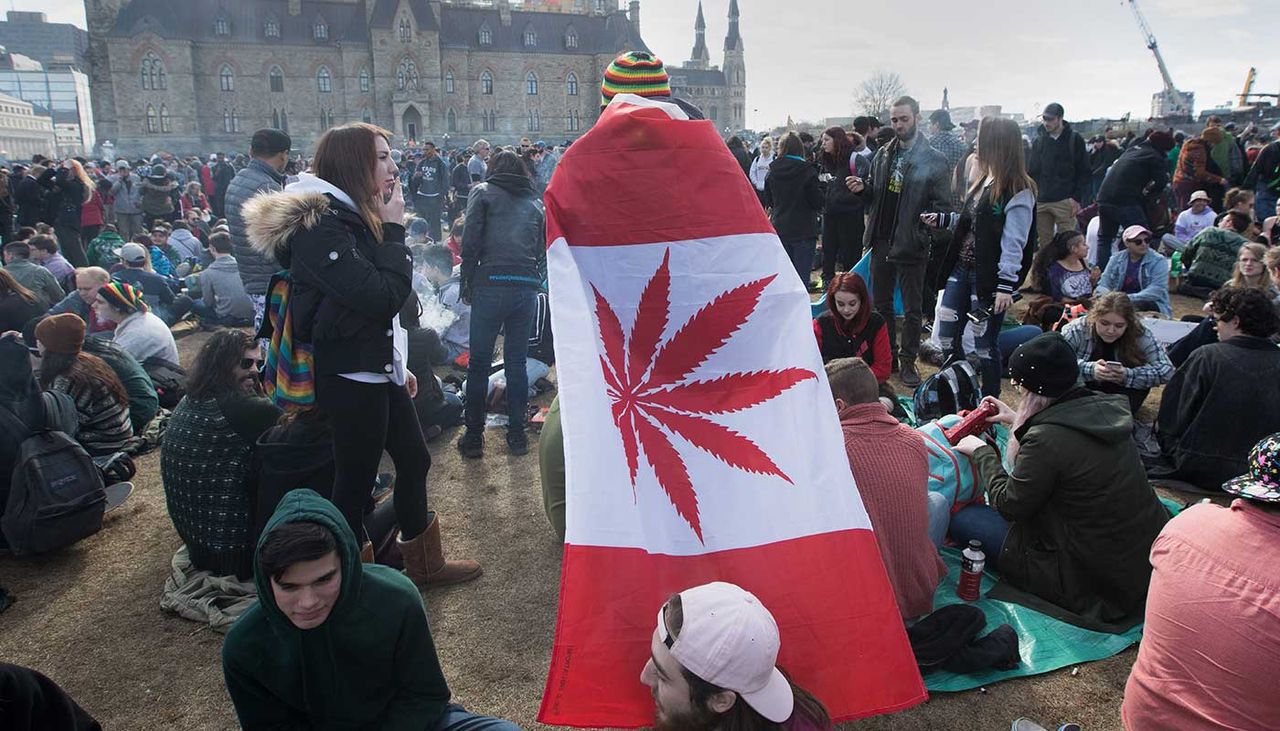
[
  {"x1": 1130, "y1": 236, "x2": 1151, "y2": 244},
  {"x1": 240, "y1": 358, "x2": 265, "y2": 370}
]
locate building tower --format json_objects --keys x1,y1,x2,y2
[
  {"x1": 722, "y1": 0, "x2": 746, "y2": 131},
  {"x1": 942, "y1": 87, "x2": 950, "y2": 111},
  {"x1": 688, "y1": 1, "x2": 710, "y2": 70}
]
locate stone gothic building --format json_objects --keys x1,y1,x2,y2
[
  {"x1": 82, "y1": 0, "x2": 691, "y2": 155},
  {"x1": 669, "y1": 0, "x2": 744, "y2": 134}
]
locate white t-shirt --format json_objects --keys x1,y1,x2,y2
[{"x1": 1174, "y1": 207, "x2": 1217, "y2": 242}]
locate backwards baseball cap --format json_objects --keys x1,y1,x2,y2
[
  {"x1": 1189, "y1": 190, "x2": 1211, "y2": 202},
  {"x1": 657, "y1": 582, "x2": 793, "y2": 723},
  {"x1": 1123, "y1": 224, "x2": 1153, "y2": 241},
  {"x1": 1222, "y1": 432, "x2": 1280, "y2": 503},
  {"x1": 601, "y1": 51, "x2": 671, "y2": 108},
  {"x1": 1042, "y1": 102, "x2": 1065, "y2": 119},
  {"x1": 120, "y1": 242, "x2": 148, "y2": 265}
]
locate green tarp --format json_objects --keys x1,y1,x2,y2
[{"x1": 923, "y1": 548, "x2": 1144, "y2": 693}]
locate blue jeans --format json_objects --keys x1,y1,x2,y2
[
  {"x1": 927, "y1": 491, "x2": 951, "y2": 549},
  {"x1": 998, "y1": 325, "x2": 1043, "y2": 368},
  {"x1": 434, "y1": 703, "x2": 523, "y2": 731},
  {"x1": 465, "y1": 286, "x2": 537, "y2": 433},
  {"x1": 190, "y1": 299, "x2": 251, "y2": 327},
  {"x1": 935, "y1": 267, "x2": 1005, "y2": 397},
  {"x1": 1256, "y1": 189, "x2": 1277, "y2": 228},
  {"x1": 781, "y1": 238, "x2": 817, "y2": 285},
  {"x1": 948, "y1": 505, "x2": 1011, "y2": 572}
]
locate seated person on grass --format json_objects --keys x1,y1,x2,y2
[
  {"x1": 813, "y1": 273, "x2": 895, "y2": 400},
  {"x1": 33, "y1": 314, "x2": 133, "y2": 456},
  {"x1": 222, "y1": 489, "x2": 522, "y2": 731},
  {"x1": 1058, "y1": 292, "x2": 1173, "y2": 414},
  {"x1": 951, "y1": 333, "x2": 1169, "y2": 624},
  {"x1": 161, "y1": 330, "x2": 281, "y2": 579},
  {"x1": 1154, "y1": 286, "x2": 1280, "y2": 491},
  {"x1": 641, "y1": 582, "x2": 834, "y2": 731},
  {"x1": 1160, "y1": 189, "x2": 1216, "y2": 251},
  {"x1": 3, "y1": 241, "x2": 64, "y2": 311},
  {"x1": 1094, "y1": 225, "x2": 1171, "y2": 316},
  {"x1": 190, "y1": 232, "x2": 254, "y2": 327},
  {"x1": 26, "y1": 234, "x2": 75, "y2": 290},
  {"x1": 112, "y1": 243, "x2": 192, "y2": 326},
  {"x1": 419, "y1": 243, "x2": 469, "y2": 363},
  {"x1": 1178, "y1": 210, "x2": 1252, "y2": 298},
  {"x1": 1167, "y1": 242, "x2": 1278, "y2": 366},
  {"x1": 48, "y1": 267, "x2": 115, "y2": 336},
  {"x1": 1122, "y1": 432, "x2": 1280, "y2": 731},
  {"x1": 827, "y1": 357, "x2": 946, "y2": 620},
  {"x1": 93, "y1": 281, "x2": 179, "y2": 365}
]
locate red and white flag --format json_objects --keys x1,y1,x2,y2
[{"x1": 539, "y1": 96, "x2": 926, "y2": 727}]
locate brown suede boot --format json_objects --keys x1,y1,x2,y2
[
  {"x1": 359, "y1": 541, "x2": 374, "y2": 563},
  {"x1": 398, "y1": 512, "x2": 482, "y2": 588}
]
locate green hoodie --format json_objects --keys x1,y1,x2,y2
[
  {"x1": 87, "y1": 229, "x2": 126, "y2": 268},
  {"x1": 222, "y1": 489, "x2": 451, "y2": 730}
]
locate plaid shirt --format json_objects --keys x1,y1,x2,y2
[
  {"x1": 929, "y1": 129, "x2": 969, "y2": 207},
  {"x1": 1060, "y1": 316, "x2": 1174, "y2": 390}
]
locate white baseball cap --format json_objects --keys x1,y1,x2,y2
[{"x1": 656, "y1": 582, "x2": 794, "y2": 723}]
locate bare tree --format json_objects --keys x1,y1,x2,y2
[{"x1": 855, "y1": 71, "x2": 906, "y2": 118}]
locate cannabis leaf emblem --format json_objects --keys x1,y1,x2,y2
[{"x1": 592, "y1": 249, "x2": 816, "y2": 542}]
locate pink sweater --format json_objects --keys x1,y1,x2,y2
[{"x1": 839, "y1": 403, "x2": 946, "y2": 619}]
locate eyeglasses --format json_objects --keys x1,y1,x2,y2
[{"x1": 240, "y1": 358, "x2": 265, "y2": 370}]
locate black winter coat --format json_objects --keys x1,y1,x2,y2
[
  {"x1": 14, "y1": 175, "x2": 44, "y2": 227},
  {"x1": 244, "y1": 189, "x2": 412, "y2": 377},
  {"x1": 39, "y1": 168, "x2": 86, "y2": 228},
  {"x1": 762, "y1": 156, "x2": 823, "y2": 242},
  {"x1": 460, "y1": 173, "x2": 545, "y2": 294},
  {"x1": 821, "y1": 153, "x2": 868, "y2": 216},
  {"x1": 859, "y1": 137, "x2": 954, "y2": 263},
  {"x1": 1028, "y1": 123, "x2": 1090, "y2": 203},
  {"x1": 1097, "y1": 142, "x2": 1169, "y2": 207}
]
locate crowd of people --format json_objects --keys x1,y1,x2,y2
[{"x1": 3, "y1": 46, "x2": 1280, "y2": 731}]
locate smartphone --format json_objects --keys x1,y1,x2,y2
[
  {"x1": 1105, "y1": 361, "x2": 1123, "y2": 369},
  {"x1": 967, "y1": 292, "x2": 1023, "y2": 324}
]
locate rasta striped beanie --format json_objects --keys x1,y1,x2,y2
[
  {"x1": 99, "y1": 281, "x2": 149, "y2": 315},
  {"x1": 600, "y1": 51, "x2": 670, "y2": 108}
]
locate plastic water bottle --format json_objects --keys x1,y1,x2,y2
[
  {"x1": 957, "y1": 540, "x2": 985, "y2": 601},
  {"x1": 1170, "y1": 250, "x2": 1183, "y2": 279}
]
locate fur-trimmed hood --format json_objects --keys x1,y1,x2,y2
[{"x1": 243, "y1": 173, "x2": 360, "y2": 264}]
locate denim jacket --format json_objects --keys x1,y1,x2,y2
[{"x1": 1095, "y1": 248, "x2": 1172, "y2": 316}]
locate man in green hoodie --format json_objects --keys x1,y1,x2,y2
[{"x1": 222, "y1": 489, "x2": 522, "y2": 731}]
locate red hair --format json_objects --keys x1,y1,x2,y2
[{"x1": 825, "y1": 272, "x2": 872, "y2": 334}]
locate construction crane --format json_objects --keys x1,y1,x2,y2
[
  {"x1": 1124, "y1": 0, "x2": 1194, "y2": 120},
  {"x1": 1238, "y1": 67, "x2": 1257, "y2": 107}
]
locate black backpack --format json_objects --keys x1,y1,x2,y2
[
  {"x1": 0, "y1": 408, "x2": 107, "y2": 556},
  {"x1": 142, "y1": 356, "x2": 187, "y2": 409},
  {"x1": 913, "y1": 359, "x2": 981, "y2": 423}
]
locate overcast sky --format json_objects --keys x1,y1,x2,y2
[{"x1": 16, "y1": 0, "x2": 1271, "y2": 129}]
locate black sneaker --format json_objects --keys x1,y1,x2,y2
[
  {"x1": 507, "y1": 429, "x2": 529, "y2": 456},
  {"x1": 457, "y1": 429, "x2": 484, "y2": 459},
  {"x1": 900, "y1": 359, "x2": 922, "y2": 388}
]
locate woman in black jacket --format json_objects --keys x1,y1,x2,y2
[
  {"x1": 457, "y1": 150, "x2": 545, "y2": 459},
  {"x1": 244, "y1": 122, "x2": 479, "y2": 589},
  {"x1": 39, "y1": 160, "x2": 92, "y2": 267},
  {"x1": 925, "y1": 116, "x2": 1037, "y2": 398},
  {"x1": 818, "y1": 126, "x2": 868, "y2": 288},
  {"x1": 763, "y1": 132, "x2": 824, "y2": 285}
]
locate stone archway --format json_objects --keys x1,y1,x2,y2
[{"x1": 402, "y1": 106, "x2": 423, "y2": 141}]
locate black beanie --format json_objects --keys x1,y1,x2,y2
[{"x1": 1008, "y1": 333, "x2": 1079, "y2": 397}]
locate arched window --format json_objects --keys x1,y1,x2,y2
[
  {"x1": 566, "y1": 72, "x2": 578, "y2": 96},
  {"x1": 568, "y1": 109, "x2": 581, "y2": 132},
  {"x1": 317, "y1": 66, "x2": 332, "y2": 93},
  {"x1": 227, "y1": 109, "x2": 236, "y2": 133},
  {"x1": 141, "y1": 53, "x2": 166, "y2": 90},
  {"x1": 736, "y1": 69, "x2": 743, "y2": 84},
  {"x1": 398, "y1": 18, "x2": 412, "y2": 42},
  {"x1": 396, "y1": 59, "x2": 418, "y2": 91},
  {"x1": 271, "y1": 109, "x2": 280, "y2": 128},
  {"x1": 314, "y1": 19, "x2": 328, "y2": 40},
  {"x1": 214, "y1": 16, "x2": 230, "y2": 36},
  {"x1": 232, "y1": 108, "x2": 241, "y2": 133},
  {"x1": 361, "y1": 107, "x2": 372, "y2": 124},
  {"x1": 447, "y1": 109, "x2": 457, "y2": 133},
  {"x1": 157, "y1": 104, "x2": 170, "y2": 132},
  {"x1": 140, "y1": 57, "x2": 150, "y2": 89},
  {"x1": 359, "y1": 68, "x2": 370, "y2": 93},
  {"x1": 264, "y1": 18, "x2": 280, "y2": 39},
  {"x1": 523, "y1": 26, "x2": 537, "y2": 47},
  {"x1": 445, "y1": 70, "x2": 455, "y2": 94},
  {"x1": 528, "y1": 109, "x2": 541, "y2": 131},
  {"x1": 146, "y1": 104, "x2": 158, "y2": 133},
  {"x1": 478, "y1": 25, "x2": 492, "y2": 45},
  {"x1": 280, "y1": 110, "x2": 289, "y2": 134},
  {"x1": 321, "y1": 109, "x2": 333, "y2": 129},
  {"x1": 709, "y1": 107, "x2": 718, "y2": 122},
  {"x1": 219, "y1": 65, "x2": 234, "y2": 92},
  {"x1": 565, "y1": 28, "x2": 578, "y2": 49},
  {"x1": 526, "y1": 72, "x2": 538, "y2": 96},
  {"x1": 480, "y1": 70, "x2": 493, "y2": 95},
  {"x1": 269, "y1": 66, "x2": 284, "y2": 93}
]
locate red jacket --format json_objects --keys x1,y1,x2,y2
[
  {"x1": 200, "y1": 165, "x2": 215, "y2": 199},
  {"x1": 80, "y1": 188, "x2": 105, "y2": 227}
]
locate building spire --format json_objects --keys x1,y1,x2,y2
[
  {"x1": 724, "y1": 0, "x2": 741, "y2": 51},
  {"x1": 942, "y1": 87, "x2": 950, "y2": 110},
  {"x1": 690, "y1": 0, "x2": 709, "y2": 67}
]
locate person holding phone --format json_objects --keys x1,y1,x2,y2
[
  {"x1": 243, "y1": 122, "x2": 480, "y2": 589},
  {"x1": 1058, "y1": 292, "x2": 1173, "y2": 413},
  {"x1": 922, "y1": 116, "x2": 1037, "y2": 397}
]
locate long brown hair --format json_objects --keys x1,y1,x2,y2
[
  {"x1": 312, "y1": 122, "x2": 394, "y2": 242},
  {"x1": 968, "y1": 116, "x2": 1036, "y2": 203},
  {"x1": 1088, "y1": 291, "x2": 1146, "y2": 367},
  {"x1": 0, "y1": 268, "x2": 36, "y2": 304},
  {"x1": 39, "y1": 351, "x2": 129, "y2": 405},
  {"x1": 1229, "y1": 242, "x2": 1269, "y2": 289},
  {"x1": 664, "y1": 593, "x2": 831, "y2": 731}
]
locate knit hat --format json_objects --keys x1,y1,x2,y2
[
  {"x1": 35, "y1": 313, "x2": 86, "y2": 355},
  {"x1": 149, "y1": 164, "x2": 168, "y2": 179},
  {"x1": 1146, "y1": 130, "x2": 1174, "y2": 154},
  {"x1": 824, "y1": 357, "x2": 881, "y2": 406},
  {"x1": 1222, "y1": 432, "x2": 1280, "y2": 503},
  {"x1": 1008, "y1": 333, "x2": 1078, "y2": 398},
  {"x1": 98, "y1": 281, "x2": 148, "y2": 315},
  {"x1": 601, "y1": 51, "x2": 670, "y2": 108}
]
